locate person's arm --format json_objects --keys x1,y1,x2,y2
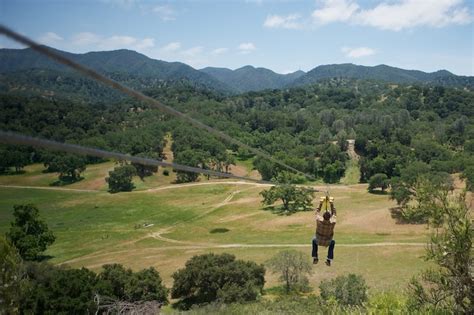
[
  {"x1": 330, "y1": 200, "x2": 337, "y2": 216},
  {"x1": 316, "y1": 198, "x2": 324, "y2": 214}
]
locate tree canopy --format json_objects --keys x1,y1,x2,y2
[
  {"x1": 171, "y1": 253, "x2": 265, "y2": 309},
  {"x1": 266, "y1": 250, "x2": 312, "y2": 293},
  {"x1": 6, "y1": 204, "x2": 55, "y2": 261},
  {"x1": 106, "y1": 164, "x2": 137, "y2": 193}
]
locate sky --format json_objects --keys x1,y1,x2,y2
[{"x1": 1, "y1": 0, "x2": 473, "y2": 75}]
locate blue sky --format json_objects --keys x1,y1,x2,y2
[{"x1": 1, "y1": 0, "x2": 473, "y2": 75}]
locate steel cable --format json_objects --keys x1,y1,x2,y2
[
  {"x1": 0, "y1": 130, "x2": 272, "y2": 184},
  {"x1": 0, "y1": 24, "x2": 315, "y2": 181}
]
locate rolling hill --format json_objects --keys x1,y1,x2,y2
[
  {"x1": 0, "y1": 47, "x2": 233, "y2": 94},
  {"x1": 291, "y1": 63, "x2": 474, "y2": 88},
  {"x1": 201, "y1": 66, "x2": 305, "y2": 93},
  {"x1": 1, "y1": 47, "x2": 473, "y2": 97}
]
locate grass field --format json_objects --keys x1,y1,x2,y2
[{"x1": 0, "y1": 161, "x2": 436, "y2": 292}]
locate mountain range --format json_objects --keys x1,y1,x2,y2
[{"x1": 1, "y1": 47, "x2": 473, "y2": 96}]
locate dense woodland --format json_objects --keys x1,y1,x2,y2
[{"x1": 1, "y1": 78, "x2": 473, "y2": 190}]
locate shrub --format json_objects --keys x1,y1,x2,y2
[
  {"x1": 319, "y1": 274, "x2": 368, "y2": 306},
  {"x1": 20, "y1": 263, "x2": 98, "y2": 314},
  {"x1": 406, "y1": 192, "x2": 473, "y2": 314},
  {"x1": 260, "y1": 184, "x2": 314, "y2": 213},
  {"x1": 461, "y1": 166, "x2": 474, "y2": 191},
  {"x1": 0, "y1": 236, "x2": 23, "y2": 313},
  {"x1": 367, "y1": 292, "x2": 407, "y2": 313},
  {"x1": 106, "y1": 164, "x2": 136, "y2": 193},
  {"x1": 368, "y1": 173, "x2": 389, "y2": 192},
  {"x1": 171, "y1": 253, "x2": 265, "y2": 309},
  {"x1": 19, "y1": 262, "x2": 168, "y2": 314},
  {"x1": 97, "y1": 264, "x2": 168, "y2": 304},
  {"x1": 266, "y1": 250, "x2": 312, "y2": 293},
  {"x1": 6, "y1": 204, "x2": 55, "y2": 261}
]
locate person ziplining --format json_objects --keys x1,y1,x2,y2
[{"x1": 311, "y1": 194, "x2": 337, "y2": 266}]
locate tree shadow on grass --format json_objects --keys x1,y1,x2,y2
[
  {"x1": 262, "y1": 205, "x2": 296, "y2": 216},
  {"x1": 1, "y1": 169, "x2": 26, "y2": 175},
  {"x1": 171, "y1": 297, "x2": 202, "y2": 311},
  {"x1": 264, "y1": 285, "x2": 313, "y2": 296},
  {"x1": 36, "y1": 254, "x2": 54, "y2": 262},
  {"x1": 368, "y1": 190, "x2": 389, "y2": 195},
  {"x1": 389, "y1": 207, "x2": 423, "y2": 225},
  {"x1": 50, "y1": 176, "x2": 84, "y2": 186},
  {"x1": 209, "y1": 228, "x2": 230, "y2": 234},
  {"x1": 389, "y1": 207, "x2": 406, "y2": 224}
]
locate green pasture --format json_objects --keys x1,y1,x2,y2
[{"x1": 0, "y1": 163, "x2": 432, "y2": 290}]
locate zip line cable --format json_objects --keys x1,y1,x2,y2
[
  {"x1": 0, "y1": 24, "x2": 315, "y2": 181},
  {"x1": 0, "y1": 131, "x2": 271, "y2": 184}
]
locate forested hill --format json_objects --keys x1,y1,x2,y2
[
  {"x1": 292, "y1": 63, "x2": 474, "y2": 89},
  {"x1": 201, "y1": 66, "x2": 305, "y2": 93},
  {"x1": 0, "y1": 47, "x2": 233, "y2": 93},
  {"x1": 1, "y1": 47, "x2": 473, "y2": 96}
]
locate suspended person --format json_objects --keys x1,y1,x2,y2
[{"x1": 312, "y1": 196, "x2": 336, "y2": 266}]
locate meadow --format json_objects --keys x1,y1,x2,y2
[{"x1": 0, "y1": 160, "x2": 434, "y2": 294}]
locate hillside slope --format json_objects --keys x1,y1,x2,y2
[
  {"x1": 0, "y1": 47, "x2": 233, "y2": 93},
  {"x1": 292, "y1": 63, "x2": 474, "y2": 88},
  {"x1": 2, "y1": 47, "x2": 473, "y2": 97},
  {"x1": 201, "y1": 66, "x2": 305, "y2": 92}
]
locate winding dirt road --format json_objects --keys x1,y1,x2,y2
[{"x1": 0, "y1": 184, "x2": 97, "y2": 192}]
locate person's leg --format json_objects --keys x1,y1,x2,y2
[
  {"x1": 326, "y1": 240, "x2": 335, "y2": 265},
  {"x1": 312, "y1": 236, "x2": 319, "y2": 263}
]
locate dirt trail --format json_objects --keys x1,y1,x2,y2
[
  {"x1": 347, "y1": 139, "x2": 359, "y2": 161},
  {"x1": 2, "y1": 179, "x2": 364, "y2": 194},
  {"x1": 143, "y1": 181, "x2": 363, "y2": 193},
  {"x1": 0, "y1": 184, "x2": 98, "y2": 193},
  {"x1": 150, "y1": 231, "x2": 424, "y2": 249},
  {"x1": 143, "y1": 181, "x2": 272, "y2": 193},
  {"x1": 60, "y1": 240, "x2": 425, "y2": 265}
]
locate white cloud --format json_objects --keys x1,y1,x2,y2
[
  {"x1": 264, "y1": 14, "x2": 303, "y2": 29},
  {"x1": 181, "y1": 46, "x2": 204, "y2": 57},
  {"x1": 38, "y1": 32, "x2": 63, "y2": 45},
  {"x1": 211, "y1": 47, "x2": 229, "y2": 55},
  {"x1": 161, "y1": 42, "x2": 181, "y2": 52},
  {"x1": 153, "y1": 5, "x2": 176, "y2": 21},
  {"x1": 101, "y1": 35, "x2": 155, "y2": 50},
  {"x1": 103, "y1": 35, "x2": 137, "y2": 47},
  {"x1": 311, "y1": 0, "x2": 473, "y2": 31},
  {"x1": 342, "y1": 46, "x2": 376, "y2": 58},
  {"x1": 238, "y1": 42, "x2": 256, "y2": 54},
  {"x1": 72, "y1": 32, "x2": 101, "y2": 46},
  {"x1": 280, "y1": 69, "x2": 298, "y2": 74},
  {"x1": 312, "y1": 0, "x2": 359, "y2": 24},
  {"x1": 355, "y1": 0, "x2": 473, "y2": 31},
  {"x1": 72, "y1": 32, "x2": 155, "y2": 52},
  {"x1": 135, "y1": 38, "x2": 155, "y2": 50}
]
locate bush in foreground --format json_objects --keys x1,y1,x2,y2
[
  {"x1": 319, "y1": 273, "x2": 368, "y2": 306},
  {"x1": 266, "y1": 250, "x2": 312, "y2": 293},
  {"x1": 17, "y1": 262, "x2": 168, "y2": 314},
  {"x1": 97, "y1": 264, "x2": 169, "y2": 304},
  {"x1": 0, "y1": 236, "x2": 24, "y2": 313},
  {"x1": 171, "y1": 253, "x2": 265, "y2": 309}
]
